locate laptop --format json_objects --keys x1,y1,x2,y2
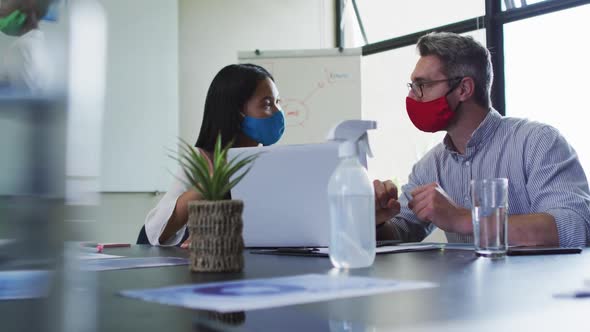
[{"x1": 228, "y1": 142, "x2": 367, "y2": 248}]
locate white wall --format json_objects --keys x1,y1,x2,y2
[
  {"x1": 67, "y1": 193, "x2": 163, "y2": 243},
  {"x1": 99, "y1": 0, "x2": 179, "y2": 192},
  {"x1": 67, "y1": 0, "x2": 178, "y2": 242}
]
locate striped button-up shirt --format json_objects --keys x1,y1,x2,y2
[{"x1": 390, "y1": 109, "x2": 590, "y2": 247}]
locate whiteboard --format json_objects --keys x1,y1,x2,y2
[{"x1": 238, "y1": 48, "x2": 362, "y2": 145}]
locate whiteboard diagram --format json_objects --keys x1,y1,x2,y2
[{"x1": 239, "y1": 49, "x2": 362, "y2": 145}]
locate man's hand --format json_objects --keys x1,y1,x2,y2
[
  {"x1": 408, "y1": 183, "x2": 471, "y2": 234},
  {"x1": 373, "y1": 180, "x2": 401, "y2": 226}
]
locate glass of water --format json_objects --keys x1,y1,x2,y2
[{"x1": 470, "y1": 178, "x2": 508, "y2": 258}]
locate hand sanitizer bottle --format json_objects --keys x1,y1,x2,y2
[{"x1": 327, "y1": 121, "x2": 376, "y2": 268}]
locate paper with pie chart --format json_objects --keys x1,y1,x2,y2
[{"x1": 119, "y1": 274, "x2": 436, "y2": 312}]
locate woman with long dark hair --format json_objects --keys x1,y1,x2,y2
[{"x1": 144, "y1": 64, "x2": 284, "y2": 247}]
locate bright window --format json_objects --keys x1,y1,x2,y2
[
  {"x1": 504, "y1": 4, "x2": 590, "y2": 175},
  {"x1": 345, "y1": 0, "x2": 484, "y2": 46}
]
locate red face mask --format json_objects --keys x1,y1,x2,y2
[{"x1": 406, "y1": 95, "x2": 455, "y2": 133}]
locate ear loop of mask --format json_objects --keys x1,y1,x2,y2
[
  {"x1": 445, "y1": 78, "x2": 464, "y2": 112},
  {"x1": 445, "y1": 78, "x2": 463, "y2": 97}
]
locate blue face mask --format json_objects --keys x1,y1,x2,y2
[{"x1": 241, "y1": 111, "x2": 285, "y2": 146}]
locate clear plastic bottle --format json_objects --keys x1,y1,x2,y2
[{"x1": 328, "y1": 141, "x2": 376, "y2": 268}]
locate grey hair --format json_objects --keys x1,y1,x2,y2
[{"x1": 416, "y1": 32, "x2": 493, "y2": 108}]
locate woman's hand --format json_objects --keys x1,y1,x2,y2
[{"x1": 180, "y1": 236, "x2": 191, "y2": 249}]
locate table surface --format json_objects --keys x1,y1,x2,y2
[{"x1": 3, "y1": 245, "x2": 590, "y2": 331}]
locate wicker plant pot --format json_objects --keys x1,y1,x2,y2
[{"x1": 187, "y1": 200, "x2": 244, "y2": 272}]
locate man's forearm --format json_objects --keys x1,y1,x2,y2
[
  {"x1": 376, "y1": 219, "x2": 429, "y2": 242},
  {"x1": 508, "y1": 213, "x2": 559, "y2": 246},
  {"x1": 376, "y1": 220, "x2": 401, "y2": 241},
  {"x1": 462, "y1": 212, "x2": 558, "y2": 246}
]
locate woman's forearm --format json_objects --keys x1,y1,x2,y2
[{"x1": 159, "y1": 190, "x2": 201, "y2": 244}]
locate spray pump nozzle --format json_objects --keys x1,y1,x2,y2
[{"x1": 326, "y1": 120, "x2": 377, "y2": 158}]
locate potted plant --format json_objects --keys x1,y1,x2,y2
[{"x1": 175, "y1": 135, "x2": 259, "y2": 272}]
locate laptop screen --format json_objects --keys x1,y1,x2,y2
[{"x1": 229, "y1": 142, "x2": 367, "y2": 248}]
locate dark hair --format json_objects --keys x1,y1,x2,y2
[
  {"x1": 195, "y1": 64, "x2": 274, "y2": 151},
  {"x1": 35, "y1": 0, "x2": 52, "y2": 19},
  {"x1": 417, "y1": 32, "x2": 493, "y2": 108}
]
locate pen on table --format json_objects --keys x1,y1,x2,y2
[
  {"x1": 275, "y1": 248, "x2": 319, "y2": 254},
  {"x1": 251, "y1": 248, "x2": 320, "y2": 254},
  {"x1": 79, "y1": 245, "x2": 103, "y2": 253},
  {"x1": 81, "y1": 242, "x2": 130, "y2": 248},
  {"x1": 99, "y1": 243, "x2": 131, "y2": 248},
  {"x1": 81, "y1": 242, "x2": 131, "y2": 251}
]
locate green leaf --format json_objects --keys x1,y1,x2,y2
[
  {"x1": 215, "y1": 154, "x2": 252, "y2": 191},
  {"x1": 210, "y1": 135, "x2": 223, "y2": 199},
  {"x1": 213, "y1": 134, "x2": 224, "y2": 170},
  {"x1": 177, "y1": 140, "x2": 213, "y2": 198},
  {"x1": 219, "y1": 163, "x2": 255, "y2": 196},
  {"x1": 227, "y1": 153, "x2": 261, "y2": 176},
  {"x1": 170, "y1": 134, "x2": 260, "y2": 201}
]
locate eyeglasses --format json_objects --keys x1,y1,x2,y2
[{"x1": 407, "y1": 77, "x2": 463, "y2": 98}]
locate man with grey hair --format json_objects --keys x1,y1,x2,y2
[{"x1": 373, "y1": 32, "x2": 590, "y2": 247}]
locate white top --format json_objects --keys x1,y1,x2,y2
[
  {"x1": 2, "y1": 29, "x2": 53, "y2": 93},
  {"x1": 144, "y1": 169, "x2": 190, "y2": 246},
  {"x1": 144, "y1": 149, "x2": 212, "y2": 246}
]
